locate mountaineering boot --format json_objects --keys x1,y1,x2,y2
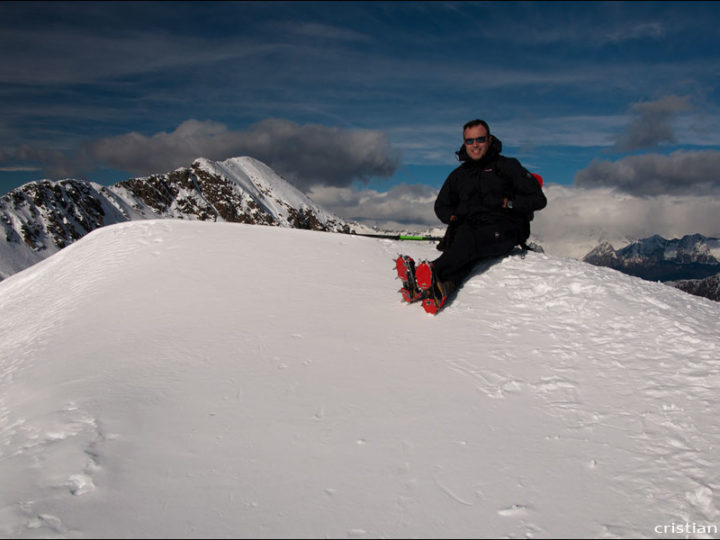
[
  {"x1": 415, "y1": 261, "x2": 455, "y2": 315},
  {"x1": 395, "y1": 255, "x2": 423, "y2": 303}
]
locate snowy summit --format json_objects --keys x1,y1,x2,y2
[
  {"x1": 1, "y1": 219, "x2": 719, "y2": 538},
  {"x1": 0, "y1": 156, "x2": 360, "y2": 280}
]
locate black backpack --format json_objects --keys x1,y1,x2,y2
[{"x1": 496, "y1": 156, "x2": 544, "y2": 251}]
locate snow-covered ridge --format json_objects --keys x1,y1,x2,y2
[
  {"x1": 0, "y1": 156, "x2": 357, "y2": 280},
  {"x1": 617, "y1": 233, "x2": 720, "y2": 264},
  {"x1": 1, "y1": 220, "x2": 719, "y2": 538},
  {"x1": 198, "y1": 157, "x2": 316, "y2": 217},
  {"x1": 585, "y1": 233, "x2": 720, "y2": 265}
]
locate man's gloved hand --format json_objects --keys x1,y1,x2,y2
[
  {"x1": 452, "y1": 203, "x2": 468, "y2": 223},
  {"x1": 437, "y1": 218, "x2": 459, "y2": 252},
  {"x1": 483, "y1": 193, "x2": 505, "y2": 209}
]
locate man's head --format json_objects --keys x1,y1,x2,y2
[{"x1": 463, "y1": 119, "x2": 492, "y2": 161}]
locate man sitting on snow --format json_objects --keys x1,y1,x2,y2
[{"x1": 396, "y1": 118, "x2": 547, "y2": 314}]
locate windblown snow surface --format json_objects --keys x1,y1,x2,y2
[{"x1": 1, "y1": 220, "x2": 719, "y2": 539}]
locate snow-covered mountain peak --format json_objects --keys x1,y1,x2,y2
[
  {"x1": 586, "y1": 239, "x2": 616, "y2": 255},
  {"x1": 616, "y1": 233, "x2": 720, "y2": 263},
  {"x1": 581, "y1": 240, "x2": 618, "y2": 266},
  {"x1": 0, "y1": 156, "x2": 356, "y2": 280},
  {"x1": 191, "y1": 156, "x2": 338, "y2": 226}
]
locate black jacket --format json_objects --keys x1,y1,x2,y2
[{"x1": 434, "y1": 137, "x2": 547, "y2": 230}]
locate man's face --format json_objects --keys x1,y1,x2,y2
[{"x1": 463, "y1": 125, "x2": 491, "y2": 161}]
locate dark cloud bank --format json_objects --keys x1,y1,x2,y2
[
  {"x1": 12, "y1": 119, "x2": 401, "y2": 191},
  {"x1": 577, "y1": 95, "x2": 720, "y2": 197},
  {"x1": 575, "y1": 150, "x2": 720, "y2": 196},
  {"x1": 611, "y1": 95, "x2": 692, "y2": 153}
]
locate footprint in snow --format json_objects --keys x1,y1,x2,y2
[{"x1": 498, "y1": 504, "x2": 530, "y2": 517}]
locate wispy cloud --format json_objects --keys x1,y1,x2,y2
[
  {"x1": 448, "y1": 2, "x2": 673, "y2": 48},
  {"x1": 282, "y1": 21, "x2": 373, "y2": 43},
  {"x1": 600, "y1": 21, "x2": 667, "y2": 44},
  {"x1": 0, "y1": 26, "x2": 288, "y2": 86},
  {"x1": 0, "y1": 166, "x2": 41, "y2": 172}
]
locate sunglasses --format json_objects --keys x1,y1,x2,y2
[{"x1": 464, "y1": 136, "x2": 489, "y2": 145}]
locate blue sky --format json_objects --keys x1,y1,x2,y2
[{"x1": 2, "y1": 1, "x2": 720, "y2": 232}]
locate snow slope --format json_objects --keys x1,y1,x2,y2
[{"x1": 1, "y1": 220, "x2": 719, "y2": 539}]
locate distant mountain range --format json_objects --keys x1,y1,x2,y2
[
  {"x1": 583, "y1": 234, "x2": 720, "y2": 301},
  {"x1": 0, "y1": 156, "x2": 361, "y2": 279}
]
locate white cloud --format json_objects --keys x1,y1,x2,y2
[
  {"x1": 532, "y1": 184, "x2": 720, "y2": 258},
  {"x1": 308, "y1": 183, "x2": 439, "y2": 231}
]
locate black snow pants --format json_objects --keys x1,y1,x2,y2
[{"x1": 433, "y1": 221, "x2": 518, "y2": 286}]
